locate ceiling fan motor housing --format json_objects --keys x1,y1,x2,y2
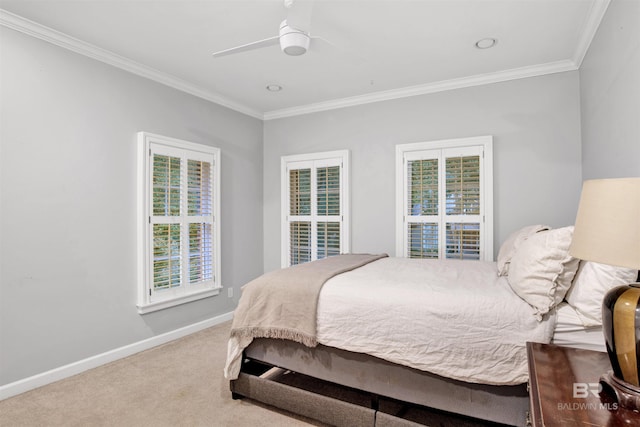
[{"x1": 279, "y1": 20, "x2": 310, "y2": 56}]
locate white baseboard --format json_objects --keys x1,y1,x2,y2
[{"x1": 0, "y1": 311, "x2": 233, "y2": 401}]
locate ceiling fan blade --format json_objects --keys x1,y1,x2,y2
[
  {"x1": 311, "y1": 36, "x2": 367, "y2": 63},
  {"x1": 285, "y1": 0, "x2": 314, "y2": 32},
  {"x1": 212, "y1": 36, "x2": 279, "y2": 58}
]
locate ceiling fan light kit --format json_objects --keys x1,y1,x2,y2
[
  {"x1": 279, "y1": 20, "x2": 310, "y2": 56},
  {"x1": 210, "y1": 1, "x2": 353, "y2": 60}
]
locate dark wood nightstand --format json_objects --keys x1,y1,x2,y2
[{"x1": 526, "y1": 342, "x2": 639, "y2": 426}]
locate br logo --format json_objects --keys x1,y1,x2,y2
[{"x1": 573, "y1": 382, "x2": 601, "y2": 398}]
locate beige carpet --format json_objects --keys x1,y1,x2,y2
[
  {"x1": 0, "y1": 321, "x2": 501, "y2": 427},
  {"x1": 0, "y1": 321, "x2": 325, "y2": 427}
]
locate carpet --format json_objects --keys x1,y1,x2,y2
[{"x1": 0, "y1": 320, "x2": 506, "y2": 426}]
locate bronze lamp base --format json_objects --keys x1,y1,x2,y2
[{"x1": 600, "y1": 371, "x2": 640, "y2": 410}]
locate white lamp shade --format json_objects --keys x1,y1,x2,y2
[{"x1": 569, "y1": 177, "x2": 640, "y2": 269}]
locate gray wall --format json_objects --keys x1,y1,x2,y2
[
  {"x1": 3, "y1": 0, "x2": 638, "y2": 389},
  {"x1": 579, "y1": 0, "x2": 640, "y2": 179},
  {"x1": 263, "y1": 72, "x2": 584, "y2": 273},
  {"x1": 0, "y1": 28, "x2": 263, "y2": 385}
]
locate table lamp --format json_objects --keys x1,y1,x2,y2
[{"x1": 569, "y1": 177, "x2": 640, "y2": 409}]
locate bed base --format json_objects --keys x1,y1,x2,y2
[{"x1": 230, "y1": 338, "x2": 529, "y2": 426}]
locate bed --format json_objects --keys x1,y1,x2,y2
[{"x1": 224, "y1": 226, "x2": 638, "y2": 426}]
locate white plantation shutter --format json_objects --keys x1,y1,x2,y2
[
  {"x1": 153, "y1": 154, "x2": 181, "y2": 216},
  {"x1": 317, "y1": 221, "x2": 341, "y2": 259},
  {"x1": 444, "y1": 148, "x2": 482, "y2": 260},
  {"x1": 282, "y1": 151, "x2": 350, "y2": 267},
  {"x1": 187, "y1": 159, "x2": 214, "y2": 284},
  {"x1": 289, "y1": 168, "x2": 312, "y2": 265},
  {"x1": 316, "y1": 166, "x2": 341, "y2": 216},
  {"x1": 151, "y1": 153, "x2": 182, "y2": 289},
  {"x1": 397, "y1": 137, "x2": 493, "y2": 261},
  {"x1": 189, "y1": 223, "x2": 213, "y2": 283},
  {"x1": 153, "y1": 223, "x2": 181, "y2": 289},
  {"x1": 316, "y1": 165, "x2": 341, "y2": 260},
  {"x1": 445, "y1": 156, "x2": 480, "y2": 216},
  {"x1": 290, "y1": 221, "x2": 312, "y2": 265},
  {"x1": 406, "y1": 153, "x2": 440, "y2": 258},
  {"x1": 138, "y1": 132, "x2": 221, "y2": 314}
]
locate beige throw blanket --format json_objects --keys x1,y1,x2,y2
[{"x1": 224, "y1": 253, "x2": 387, "y2": 379}]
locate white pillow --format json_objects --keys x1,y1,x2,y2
[
  {"x1": 507, "y1": 226, "x2": 580, "y2": 319},
  {"x1": 565, "y1": 261, "x2": 638, "y2": 327},
  {"x1": 497, "y1": 224, "x2": 550, "y2": 276}
]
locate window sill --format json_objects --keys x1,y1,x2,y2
[{"x1": 137, "y1": 287, "x2": 221, "y2": 314}]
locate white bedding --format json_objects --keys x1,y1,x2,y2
[
  {"x1": 551, "y1": 302, "x2": 606, "y2": 353},
  {"x1": 316, "y1": 257, "x2": 556, "y2": 385}
]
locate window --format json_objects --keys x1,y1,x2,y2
[
  {"x1": 396, "y1": 136, "x2": 493, "y2": 261},
  {"x1": 137, "y1": 132, "x2": 221, "y2": 314},
  {"x1": 281, "y1": 150, "x2": 350, "y2": 268}
]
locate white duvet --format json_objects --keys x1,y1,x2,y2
[{"x1": 316, "y1": 257, "x2": 556, "y2": 385}]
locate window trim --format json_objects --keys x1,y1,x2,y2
[
  {"x1": 280, "y1": 150, "x2": 350, "y2": 268},
  {"x1": 137, "y1": 132, "x2": 221, "y2": 314},
  {"x1": 395, "y1": 136, "x2": 494, "y2": 260}
]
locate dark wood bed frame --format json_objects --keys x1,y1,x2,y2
[{"x1": 230, "y1": 338, "x2": 530, "y2": 426}]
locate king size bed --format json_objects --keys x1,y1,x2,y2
[{"x1": 223, "y1": 226, "x2": 637, "y2": 426}]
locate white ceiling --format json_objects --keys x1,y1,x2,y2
[{"x1": 0, "y1": 0, "x2": 609, "y2": 119}]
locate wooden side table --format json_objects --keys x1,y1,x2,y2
[{"x1": 526, "y1": 342, "x2": 639, "y2": 426}]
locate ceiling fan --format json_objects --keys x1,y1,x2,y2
[{"x1": 212, "y1": 0, "x2": 331, "y2": 58}]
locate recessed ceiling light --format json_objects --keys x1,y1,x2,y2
[
  {"x1": 475, "y1": 38, "x2": 498, "y2": 49},
  {"x1": 266, "y1": 84, "x2": 282, "y2": 92}
]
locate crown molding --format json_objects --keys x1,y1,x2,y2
[
  {"x1": 572, "y1": 0, "x2": 611, "y2": 67},
  {"x1": 2, "y1": 0, "x2": 608, "y2": 123},
  {"x1": 263, "y1": 59, "x2": 578, "y2": 120},
  {"x1": 261, "y1": 0, "x2": 608, "y2": 120},
  {"x1": 0, "y1": 9, "x2": 263, "y2": 120}
]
